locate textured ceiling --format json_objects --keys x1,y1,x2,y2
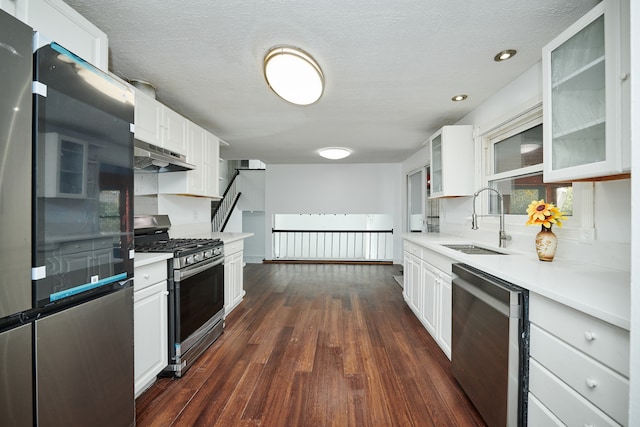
[{"x1": 63, "y1": 0, "x2": 598, "y2": 164}]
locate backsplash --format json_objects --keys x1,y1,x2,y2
[
  {"x1": 439, "y1": 179, "x2": 631, "y2": 271},
  {"x1": 134, "y1": 193, "x2": 212, "y2": 234}
]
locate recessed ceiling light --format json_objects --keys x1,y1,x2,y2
[
  {"x1": 494, "y1": 49, "x2": 517, "y2": 62},
  {"x1": 319, "y1": 147, "x2": 351, "y2": 160},
  {"x1": 451, "y1": 94, "x2": 468, "y2": 102},
  {"x1": 264, "y1": 46, "x2": 324, "y2": 105}
]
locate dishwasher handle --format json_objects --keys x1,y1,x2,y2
[{"x1": 453, "y1": 275, "x2": 522, "y2": 319}]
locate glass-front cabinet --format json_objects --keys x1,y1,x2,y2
[
  {"x1": 43, "y1": 133, "x2": 88, "y2": 198},
  {"x1": 430, "y1": 135, "x2": 443, "y2": 195},
  {"x1": 428, "y1": 125, "x2": 474, "y2": 198},
  {"x1": 542, "y1": 0, "x2": 630, "y2": 182}
]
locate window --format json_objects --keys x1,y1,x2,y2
[
  {"x1": 99, "y1": 190, "x2": 121, "y2": 233},
  {"x1": 407, "y1": 167, "x2": 439, "y2": 233},
  {"x1": 484, "y1": 106, "x2": 573, "y2": 216},
  {"x1": 407, "y1": 169, "x2": 423, "y2": 232}
]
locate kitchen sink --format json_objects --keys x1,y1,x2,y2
[{"x1": 441, "y1": 244, "x2": 508, "y2": 255}]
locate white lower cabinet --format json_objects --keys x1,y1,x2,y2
[
  {"x1": 527, "y1": 392, "x2": 564, "y2": 426},
  {"x1": 528, "y1": 292, "x2": 630, "y2": 426},
  {"x1": 420, "y1": 262, "x2": 437, "y2": 336},
  {"x1": 403, "y1": 250, "x2": 421, "y2": 316},
  {"x1": 224, "y1": 240, "x2": 245, "y2": 316},
  {"x1": 402, "y1": 240, "x2": 452, "y2": 359},
  {"x1": 436, "y1": 274, "x2": 452, "y2": 357},
  {"x1": 133, "y1": 261, "x2": 168, "y2": 397}
]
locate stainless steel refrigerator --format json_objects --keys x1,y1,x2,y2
[{"x1": 1, "y1": 10, "x2": 136, "y2": 426}]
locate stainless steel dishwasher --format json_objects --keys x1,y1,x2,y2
[{"x1": 451, "y1": 263, "x2": 529, "y2": 427}]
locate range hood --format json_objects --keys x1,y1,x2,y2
[{"x1": 134, "y1": 140, "x2": 195, "y2": 172}]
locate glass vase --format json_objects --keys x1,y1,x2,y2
[{"x1": 535, "y1": 226, "x2": 558, "y2": 262}]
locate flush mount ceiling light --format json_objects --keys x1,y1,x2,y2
[
  {"x1": 319, "y1": 147, "x2": 351, "y2": 160},
  {"x1": 264, "y1": 46, "x2": 324, "y2": 105},
  {"x1": 451, "y1": 94, "x2": 468, "y2": 102},
  {"x1": 494, "y1": 49, "x2": 517, "y2": 62}
]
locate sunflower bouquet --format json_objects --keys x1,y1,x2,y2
[{"x1": 526, "y1": 199, "x2": 567, "y2": 230}]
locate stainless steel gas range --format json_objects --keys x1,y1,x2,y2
[{"x1": 134, "y1": 215, "x2": 224, "y2": 377}]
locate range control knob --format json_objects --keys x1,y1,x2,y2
[
  {"x1": 185, "y1": 255, "x2": 195, "y2": 265},
  {"x1": 194, "y1": 253, "x2": 203, "y2": 262},
  {"x1": 204, "y1": 249, "x2": 213, "y2": 258}
]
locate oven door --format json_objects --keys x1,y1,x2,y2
[{"x1": 174, "y1": 257, "x2": 224, "y2": 347}]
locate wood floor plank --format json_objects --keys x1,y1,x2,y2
[
  {"x1": 241, "y1": 326, "x2": 294, "y2": 421},
  {"x1": 136, "y1": 263, "x2": 487, "y2": 426}
]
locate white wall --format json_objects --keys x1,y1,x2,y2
[
  {"x1": 274, "y1": 214, "x2": 392, "y2": 230},
  {"x1": 264, "y1": 163, "x2": 403, "y2": 261},
  {"x1": 242, "y1": 211, "x2": 265, "y2": 263},
  {"x1": 237, "y1": 169, "x2": 265, "y2": 211},
  {"x1": 628, "y1": 0, "x2": 639, "y2": 422},
  {"x1": 158, "y1": 194, "x2": 211, "y2": 235}
]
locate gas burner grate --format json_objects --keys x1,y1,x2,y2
[{"x1": 135, "y1": 238, "x2": 222, "y2": 254}]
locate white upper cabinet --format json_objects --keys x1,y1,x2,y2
[
  {"x1": 428, "y1": 125, "x2": 474, "y2": 198},
  {"x1": 542, "y1": 0, "x2": 630, "y2": 182},
  {"x1": 0, "y1": 0, "x2": 17, "y2": 15},
  {"x1": 162, "y1": 106, "x2": 188, "y2": 155},
  {"x1": 14, "y1": 0, "x2": 109, "y2": 71},
  {"x1": 204, "y1": 131, "x2": 220, "y2": 198},
  {"x1": 133, "y1": 88, "x2": 187, "y2": 156},
  {"x1": 158, "y1": 122, "x2": 220, "y2": 198},
  {"x1": 185, "y1": 123, "x2": 207, "y2": 196},
  {"x1": 133, "y1": 88, "x2": 163, "y2": 146}
]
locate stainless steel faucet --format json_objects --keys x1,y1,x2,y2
[{"x1": 471, "y1": 187, "x2": 511, "y2": 248}]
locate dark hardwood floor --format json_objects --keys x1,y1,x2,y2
[{"x1": 135, "y1": 263, "x2": 486, "y2": 426}]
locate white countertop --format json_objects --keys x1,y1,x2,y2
[
  {"x1": 168, "y1": 231, "x2": 254, "y2": 244},
  {"x1": 402, "y1": 232, "x2": 631, "y2": 331},
  {"x1": 210, "y1": 232, "x2": 254, "y2": 244},
  {"x1": 133, "y1": 252, "x2": 173, "y2": 268}
]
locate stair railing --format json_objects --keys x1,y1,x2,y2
[
  {"x1": 271, "y1": 228, "x2": 394, "y2": 261},
  {"x1": 212, "y1": 169, "x2": 241, "y2": 232}
]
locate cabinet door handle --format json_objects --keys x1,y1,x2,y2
[
  {"x1": 163, "y1": 291, "x2": 169, "y2": 296},
  {"x1": 144, "y1": 273, "x2": 150, "y2": 279},
  {"x1": 584, "y1": 331, "x2": 596, "y2": 341},
  {"x1": 585, "y1": 378, "x2": 598, "y2": 388}
]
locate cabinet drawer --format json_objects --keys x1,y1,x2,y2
[
  {"x1": 224, "y1": 240, "x2": 244, "y2": 255},
  {"x1": 421, "y1": 248, "x2": 453, "y2": 275},
  {"x1": 134, "y1": 262, "x2": 168, "y2": 292},
  {"x1": 529, "y1": 359, "x2": 620, "y2": 427},
  {"x1": 530, "y1": 293, "x2": 629, "y2": 376},
  {"x1": 527, "y1": 393, "x2": 564, "y2": 427},
  {"x1": 403, "y1": 241, "x2": 423, "y2": 259},
  {"x1": 530, "y1": 324, "x2": 628, "y2": 425}
]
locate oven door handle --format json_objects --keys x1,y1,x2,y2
[{"x1": 176, "y1": 257, "x2": 224, "y2": 281}]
